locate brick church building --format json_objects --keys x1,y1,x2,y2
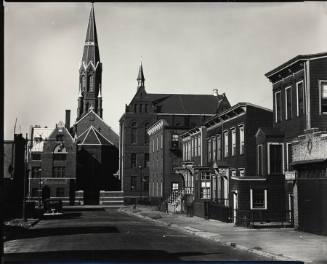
[{"x1": 71, "y1": 5, "x2": 120, "y2": 204}]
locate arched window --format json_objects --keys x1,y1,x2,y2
[
  {"x1": 89, "y1": 75, "x2": 94, "y2": 92},
  {"x1": 82, "y1": 76, "x2": 87, "y2": 91},
  {"x1": 144, "y1": 122, "x2": 149, "y2": 144},
  {"x1": 131, "y1": 122, "x2": 137, "y2": 144},
  {"x1": 53, "y1": 144, "x2": 67, "y2": 161},
  {"x1": 134, "y1": 104, "x2": 137, "y2": 113},
  {"x1": 139, "y1": 104, "x2": 142, "y2": 112}
]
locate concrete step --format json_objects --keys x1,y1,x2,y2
[{"x1": 99, "y1": 191, "x2": 124, "y2": 198}]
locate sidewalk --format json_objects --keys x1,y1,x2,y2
[{"x1": 119, "y1": 205, "x2": 327, "y2": 264}]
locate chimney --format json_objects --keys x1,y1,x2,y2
[
  {"x1": 213, "y1": 89, "x2": 219, "y2": 97},
  {"x1": 65, "y1": 110, "x2": 71, "y2": 129}
]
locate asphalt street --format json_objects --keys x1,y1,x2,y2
[{"x1": 4, "y1": 208, "x2": 272, "y2": 262}]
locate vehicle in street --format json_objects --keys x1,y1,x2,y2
[{"x1": 43, "y1": 199, "x2": 63, "y2": 216}]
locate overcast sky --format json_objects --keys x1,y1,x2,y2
[{"x1": 4, "y1": 2, "x2": 327, "y2": 139}]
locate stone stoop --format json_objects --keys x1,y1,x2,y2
[{"x1": 99, "y1": 190, "x2": 125, "y2": 207}]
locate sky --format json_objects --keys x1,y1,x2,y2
[{"x1": 4, "y1": 2, "x2": 327, "y2": 140}]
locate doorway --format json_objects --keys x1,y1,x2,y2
[{"x1": 233, "y1": 192, "x2": 238, "y2": 224}]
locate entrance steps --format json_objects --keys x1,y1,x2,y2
[{"x1": 99, "y1": 190, "x2": 125, "y2": 207}]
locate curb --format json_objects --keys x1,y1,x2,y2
[{"x1": 119, "y1": 208, "x2": 301, "y2": 262}]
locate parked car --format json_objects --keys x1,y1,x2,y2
[{"x1": 43, "y1": 199, "x2": 63, "y2": 216}]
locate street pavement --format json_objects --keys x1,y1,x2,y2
[
  {"x1": 120, "y1": 205, "x2": 327, "y2": 264},
  {"x1": 4, "y1": 207, "x2": 273, "y2": 262}
]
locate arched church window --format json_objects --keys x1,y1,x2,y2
[
  {"x1": 89, "y1": 75, "x2": 94, "y2": 92},
  {"x1": 82, "y1": 76, "x2": 87, "y2": 91},
  {"x1": 131, "y1": 122, "x2": 137, "y2": 144}
]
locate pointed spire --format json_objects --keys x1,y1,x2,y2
[
  {"x1": 82, "y1": 3, "x2": 100, "y2": 66},
  {"x1": 137, "y1": 60, "x2": 145, "y2": 89}
]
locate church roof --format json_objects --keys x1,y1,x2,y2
[
  {"x1": 74, "y1": 109, "x2": 119, "y2": 147},
  {"x1": 77, "y1": 125, "x2": 113, "y2": 145},
  {"x1": 30, "y1": 127, "x2": 54, "y2": 152},
  {"x1": 82, "y1": 4, "x2": 100, "y2": 66}
]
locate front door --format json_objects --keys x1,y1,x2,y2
[{"x1": 233, "y1": 192, "x2": 238, "y2": 224}]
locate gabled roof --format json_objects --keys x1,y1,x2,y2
[
  {"x1": 77, "y1": 126, "x2": 113, "y2": 145},
  {"x1": 265, "y1": 51, "x2": 327, "y2": 78}
]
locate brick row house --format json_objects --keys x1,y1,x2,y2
[
  {"x1": 28, "y1": 120, "x2": 76, "y2": 205},
  {"x1": 178, "y1": 103, "x2": 284, "y2": 225},
  {"x1": 262, "y1": 52, "x2": 327, "y2": 235},
  {"x1": 119, "y1": 63, "x2": 231, "y2": 202}
]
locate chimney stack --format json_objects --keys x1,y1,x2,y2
[
  {"x1": 65, "y1": 110, "x2": 71, "y2": 129},
  {"x1": 213, "y1": 89, "x2": 219, "y2": 97}
]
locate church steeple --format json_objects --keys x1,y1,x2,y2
[
  {"x1": 82, "y1": 3, "x2": 100, "y2": 66},
  {"x1": 77, "y1": 4, "x2": 103, "y2": 120},
  {"x1": 137, "y1": 61, "x2": 145, "y2": 90}
]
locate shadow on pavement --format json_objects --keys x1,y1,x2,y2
[
  {"x1": 4, "y1": 249, "x2": 222, "y2": 262},
  {"x1": 4, "y1": 226, "x2": 119, "y2": 241}
]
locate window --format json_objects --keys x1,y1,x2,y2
[
  {"x1": 200, "y1": 173, "x2": 211, "y2": 199},
  {"x1": 231, "y1": 128, "x2": 236, "y2": 156},
  {"x1": 53, "y1": 167, "x2": 65, "y2": 178},
  {"x1": 171, "y1": 134, "x2": 179, "y2": 149},
  {"x1": 31, "y1": 167, "x2": 41, "y2": 178},
  {"x1": 139, "y1": 104, "x2": 142, "y2": 113},
  {"x1": 275, "y1": 91, "x2": 282, "y2": 122},
  {"x1": 131, "y1": 122, "x2": 137, "y2": 144},
  {"x1": 257, "y1": 145, "x2": 263, "y2": 176},
  {"x1": 156, "y1": 136, "x2": 159, "y2": 151},
  {"x1": 250, "y1": 189, "x2": 267, "y2": 210},
  {"x1": 183, "y1": 143, "x2": 186, "y2": 161},
  {"x1": 172, "y1": 182, "x2": 179, "y2": 191},
  {"x1": 198, "y1": 136, "x2": 201, "y2": 157},
  {"x1": 231, "y1": 170, "x2": 236, "y2": 177},
  {"x1": 89, "y1": 75, "x2": 94, "y2": 92},
  {"x1": 31, "y1": 153, "x2": 41, "y2": 161},
  {"x1": 191, "y1": 137, "x2": 194, "y2": 157},
  {"x1": 212, "y1": 137, "x2": 216, "y2": 161},
  {"x1": 239, "y1": 125, "x2": 244, "y2": 155},
  {"x1": 131, "y1": 176, "x2": 137, "y2": 191},
  {"x1": 144, "y1": 104, "x2": 148, "y2": 113},
  {"x1": 268, "y1": 143, "x2": 284, "y2": 175},
  {"x1": 144, "y1": 153, "x2": 149, "y2": 168},
  {"x1": 82, "y1": 76, "x2": 86, "y2": 90},
  {"x1": 224, "y1": 131, "x2": 229, "y2": 157},
  {"x1": 320, "y1": 81, "x2": 327, "y2": 114},
  {"x1": 53, "y1": 144, "x2": 67, "y2": 161},
  {"x1": 296, "y1": 81, "x2": 305, "y2": 116},
  {"x1": 188, "y1": 141, "x2": 191, "y2": 160},
  {"x1": 239, "y1": 169, "x2": 245, "y2": 177},
  {"x1": 134, "y1": 104, "x2": 137, "y2": 113},
  {"x1": 217, "y1": 135, "x2": 222, "y2": 160},
  {"x1": 131, "y1": 153, "x2": 137, "y2": 168},
  {"x1": 285, "y1": 86, "x2": 292, "y2": 120},
  {"x1": 152, "y1": 139, "x2": 155, "y2": 152},
  {"x1": 144, "y1": 123, "x2": 149, "y2": 144},
  {"x1": 56, "y1": 187, "x2": 65, "y2": 197},
  {"x1": 207, "y1": 139, "x2": 212, "y2": 162}
]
